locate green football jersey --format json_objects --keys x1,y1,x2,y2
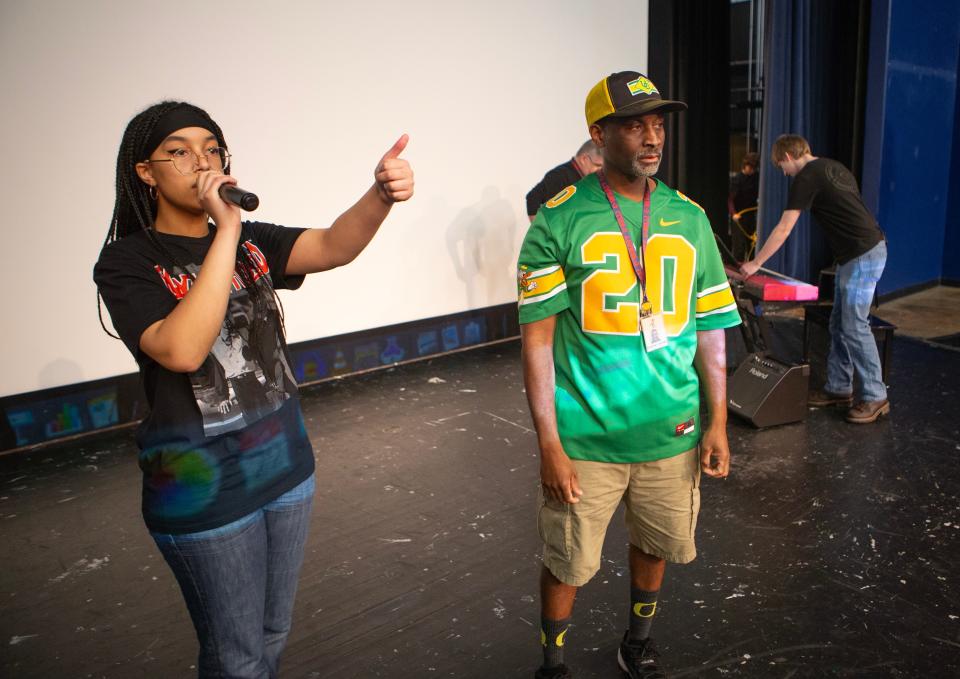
[{"x1": 517, "y1": 173, "x2": 741, "y2": 463}]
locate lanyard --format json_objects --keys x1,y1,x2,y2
[{"x1": 596, "y1": 170, "x2": 652, "y2": 308}]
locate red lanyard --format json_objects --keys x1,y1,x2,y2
[{"x1": 597, "y1": 170, "x2": 652, "y2": 306}]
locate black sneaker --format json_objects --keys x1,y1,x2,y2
[
  {"x1": 617, "y1": 632, "x2": 666, "y2": 678},
  {"x1": 534, "y1": 664, "x2": 572, "y2": 679}
]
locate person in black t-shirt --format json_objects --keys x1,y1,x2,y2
[
  {"x1": 728, "y1": 152, "x2": 759, "y2": 261},
  {"x1": 525, "y1": 140, "x2": 603, "y2": 221},
  {"x1": 741, "y1": 134, "x2": 889, "y2": 424},
  {"x1": 93, "y1": 101, "x2": 414, "y2": 677}
]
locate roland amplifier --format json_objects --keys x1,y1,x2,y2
[{"x1": 727, "y1": 354, "x2": 810, "y2": 428}]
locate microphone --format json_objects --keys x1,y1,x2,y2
[{"x1": 219, "y1": 184, "x2": 260, "y2": 211}]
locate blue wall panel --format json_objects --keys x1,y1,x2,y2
[
  {"x1": 943, "y1": 40, "x2": 960, "y2": 282},
  {"x1": 863, "y1": 0, "x2": 960, "y2": 293}
]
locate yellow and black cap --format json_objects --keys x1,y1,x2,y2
[{"x1": 585, "y1": 71, "x2": 687, "y2": 127}]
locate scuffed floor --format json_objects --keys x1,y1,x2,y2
[{"x1": 1, "y1": 332, "x2": 958, "y2": 678}]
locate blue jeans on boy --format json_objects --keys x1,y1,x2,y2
[
  {"x1": 152, "y1": 474, "x2": 315, "y2": 679},
  {"x1": 825, "y1": 241, "x2": 888, "y2": 403}
]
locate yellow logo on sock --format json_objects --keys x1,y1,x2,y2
[
  {"x1": 556, "y1": 628, "x2": 568, "y2": 647},
  {"x1": 540, "y1": 630, "x2": 547, "y2": 646},
  {"x1": 633, "y1": 601, "x2": 657, "y2": 618}
]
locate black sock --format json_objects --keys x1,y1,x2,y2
[
  {"x1": 540, "y1": 617, "x2": 570, "y2": 668},
  {"x1": 628, "y1": 588, "x2": 658, "y2": 641}
]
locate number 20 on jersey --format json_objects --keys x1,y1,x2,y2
[{"x1": 580, "y1": 233, "x2": 695, "y2": 337}]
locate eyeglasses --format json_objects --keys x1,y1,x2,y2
[{"x1": 145, "y1": 146, "x2": 231, "y2": 175}]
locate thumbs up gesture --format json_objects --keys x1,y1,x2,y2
[{"x1": 374, "y1": 134, "x2": 414, "y2": 204}]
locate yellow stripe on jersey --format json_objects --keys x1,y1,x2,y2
[
  {"x1": 675, "y1": 190, "x2": 705, "y2": 212},
  {"x1": 545, "y1": 185, "x2": 576, "y2": 208},
  {"x1": 695, "y1": 284, "x2": 736, "y2": 316},
  {"x1": 518, "y1": 265, "x2": 567, "y2": 305}
]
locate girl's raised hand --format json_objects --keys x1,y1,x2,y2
[{"x1": 374, "y1": 134, "x2": 414, "y2": 204}]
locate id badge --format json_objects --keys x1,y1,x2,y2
[{"x1": 640, "y1": 312, "x2": 668, "y2": 352}]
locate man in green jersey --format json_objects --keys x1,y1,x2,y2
[{"x1": 518, "y1": 71, "x2": 741, "y2": 679}]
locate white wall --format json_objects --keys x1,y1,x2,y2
[{"x1": 0, "y1": 0, "x2": 647, "y2": 398}]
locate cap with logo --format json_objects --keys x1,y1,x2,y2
[{"x1": 585, "y1": 71, "x2": 687, "y2": 127}]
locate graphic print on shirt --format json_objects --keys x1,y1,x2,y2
[
  {"x1": 825, "y1": 163, "x2": 858, "y2": 192},
  {"x1": 155, "y1": 240, "x2": 298, "y2": 437}
]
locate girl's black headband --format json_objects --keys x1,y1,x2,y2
[{"x1": 141, "y1": 104, "x2": 219, "y2": 159}]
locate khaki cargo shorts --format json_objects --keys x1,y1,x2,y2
[{"x1": 537, "y1": 447, "x2": 701, "y2": 587}]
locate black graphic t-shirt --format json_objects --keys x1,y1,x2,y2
[
  {"x1": 786, "y1": 158, "x2": 884, "y2": 263},
  {"x1": 94, "y1": 222, "x2": 315, "y2": 534}
]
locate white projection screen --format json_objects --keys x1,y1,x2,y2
[{"x1": 0, "y1": 0, "x2": 648, "y2": 398}]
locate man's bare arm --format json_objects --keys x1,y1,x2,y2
[
  {"x1": 521, "y1": 316, "x2": 582, "y2": 503},
  {"x1": 694, "y1": 328, "x2": 731, "y2": 478}
]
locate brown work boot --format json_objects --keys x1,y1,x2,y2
[
  {"x1": 808, "y1": 389, "x2": 853, "y2": 407},
  {"x1": 846, "y1": 400, "x2": 891, "y2": 423}
]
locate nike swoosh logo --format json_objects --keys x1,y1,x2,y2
[{"x1": 660, "y1": 218, "x2": 681, "y2": 226}]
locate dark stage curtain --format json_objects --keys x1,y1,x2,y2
[{"x1": 649, "y1": 0, "x2": 730, "y2": 242}]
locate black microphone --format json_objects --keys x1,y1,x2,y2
[{"x1": 219, "y1": 184, "x2": 260, "y2": 211}]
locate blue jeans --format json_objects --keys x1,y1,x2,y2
[
  {"x1": 825, "y1": 241, "x2": 888, "y2": 402},
  {"x1": 152, "y1": 474, "x2": 315, "y2": 679}
]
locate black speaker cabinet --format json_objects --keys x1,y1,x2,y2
[{"x1": 727, "y1": 354, "x2": 810, "y2": 428}]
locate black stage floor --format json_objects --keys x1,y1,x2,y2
[{"x1": 2, "y1": 327, "x2": 959, "y2": 678}]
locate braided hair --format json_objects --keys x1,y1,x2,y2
[{"x1": 98, "y1": 101, "x2": 286, "y2": 348}]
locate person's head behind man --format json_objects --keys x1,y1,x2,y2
[
  {"x1": 771, "y1": 134, "x2": 812, "y2": 177},
  {"x1": 583, "y1": 72, "x2": 686, "y2": 183},
  {"x1": 741, "y1": 152, "x2": 760, "y2": 176},
  {"x1": 573, "y1": 140, "x2": 603, "y2": 176}
]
